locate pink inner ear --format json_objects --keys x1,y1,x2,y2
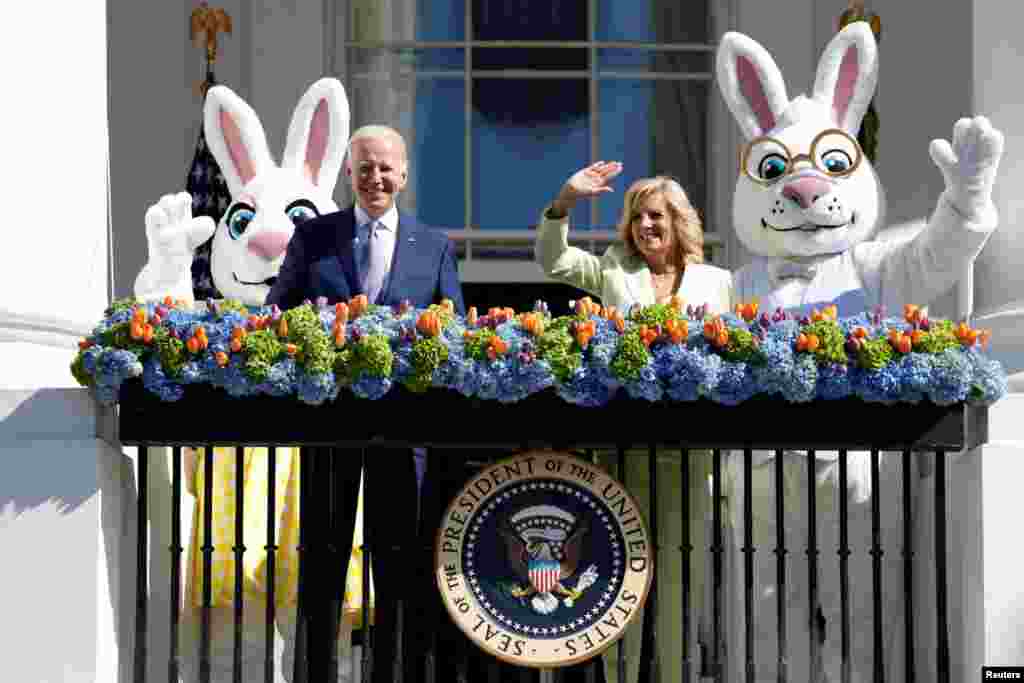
[
  {"x1": 304, "y1": 99, "x2": 330, "y2": 186},
  {"x1": 220, "y1": 109, "x2": 258, "y2": 187},
  {"x1": 833, "y1": 45, "x2": 860, "y2": 126},
  {"x1": 737, "y1": 55, "x2": 776, "y2": 134}
]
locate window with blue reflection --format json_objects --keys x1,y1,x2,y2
[
  {"x1": 416, "y1": 0, "x2": 465, "y2": 41},
  {"x1": 412, "y1": 79, "x2": 466, "y2": 229},
  {"x1": 472, "y1": 98, "x2": 591, "y2": 230}
]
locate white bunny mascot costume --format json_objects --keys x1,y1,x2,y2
[
  {"x1": 703, "y1": 23, "x2": 1004, "y2": 682},
  {"x1": 134, "y1": 79, "x2": 364, "y2": 681}
]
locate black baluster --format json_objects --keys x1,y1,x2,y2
[
  {"x1": 638, "y1": 443, "x2": 659, "y2": 682},
  {"x1": 327, "y1": 449, "x2": 341, "y2": 683},
  {"x1": 168, "y1": 447, "x2": 182, "y2": 683},
  {"x1": 935, "y1": 449, "x2": 950, "y2": 683},
  {"x1": 232, "y1": 446, "x2": 245, "y2": 683},
  {"x1": 743, "y1": 448, "x2": 755, "y2": 683},
  {"x1": 681, "y1": 447, "x2": 694, "y2": 683},
  {"x1": 585, "y1": 448, "x2": 598, "y2": 683},
  {"x1": 293, "y1": 449, "x2": 310, "y2": 683},
  {"x1": 134, "y1": 445, "x2": 149, "y2": 683},
  {"x1": 424, "y1": 453, "x2": 437, "y2": 683},
  {"x1": 807, "y1": 450, "x2": 820, "y2": 681},
  {"x1": 712, "y1": 448, "x2": 723, "y2": 683},
  {"x1": 265, "y1": 447, "x2": 277, "y2": 683},
  {"x1": 361, "y1": 449, "x2": 373, "y2": 683},
  {"x1": 902, "y1": 449, "x2": 915, "y2": 683},
  {"x1": 838, "y1": 450, "x2": 850, "y2": 683},
  {"x1": 774, "y1": 450, "x2": 787, "y2": 683},
  {"x1": 870, "y1": 450, "x2": 884, "y2": 683},
  {"x1": 200, "y1": 446, "x2": 214, "y2": 683},
  {"x1": 617, "y1": 445, "x2": 627, "y2": 683}
]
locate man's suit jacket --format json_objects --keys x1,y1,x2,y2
[{"x1": 266, "y1": 205, "x2": 465, "y2": 314}]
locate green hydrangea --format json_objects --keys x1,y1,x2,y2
[
  {"x1": 101, "y1": 321, "x2": 146, "y2": 357},
  {"x1": 242, "y1": 329, "x2": 284, "y2": 381},
  {"x1": 720, "y1": 327, "x2": 765, "y2": 365},
  {"x1": 464, "y1": 329, "x2": 497, "y2": 361},
  {"x1": 536, "y1": 324, "x2": 580, "y2": 383},
  {"x1": 803, "y1": 320, "x2": 848, "y2": 365},
  {"x1": 629, "y1": 303, "x2": 680, "y2": 328},
  {"x1": 914, "y1": 320, "x2": 960, "y2": 354},
  {"x1": 405, "y1": 336, "x2": 449, "y2": 392},
  {"x1": 216, "y1": 299, "x2": 249, "y2": 318},
  {"x1": 857, "y1": 336, "x2": 894, "y2": 370},
  {"x1": 336, "y1": 333, "x2": 393, "y2": 382},
  {"x1": 282, "y1": 304, "x2": 334, "y2": 374},
  {"x1": 104, "y1": 297, "x2": 139, "y2": 317},
  {"x1": 610, "y1": 329, "x2": 651, "y2": 381},
  {"x1": 70, "y1": 352, "x2": 92, "y2": 387},
  {"x1": 155, "y1": 332, "x2": 186, "y2": 378}
]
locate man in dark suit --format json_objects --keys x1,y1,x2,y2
[{"x1": 267, "y1": 125, "x2": 465, "y2": 682}]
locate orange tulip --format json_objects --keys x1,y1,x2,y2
[
  {"x1": 491, "y1": 337, "x2": 508, "y2": 355},
  {"x1": 78, "y1": 339, "x2": 93, "y2": 350},
  {"x1": 350, "y1": 294, "x2": 368, "y2": 318},
  {"x1": 130, "y1": 322, "x2": 145, "y2": 340},
  {"x1": 230, "y1": 338, "x2": 243, "y2": 353},
  {"x1": 911, "y1": 329, "x2": 925, "y2": 347},
  {"x1": 417, "y1": 311, "x2": 441, "y2": 337},
  {"x1": 163, "y1": 295, "x2": 174, "y2": 306},
  {"x1": 215, "y1": 351, "x2": 229, "y2": 367},
  {"x1": 143, "y1": 324, "x2": 155, "y2": 344},
  {"x1": 285, "y1": 343, "x2": 298, "y2": 356},
  {"x1": 467, "y1": 307, "x2": 478, "y2": 327},
  {"x1": 853, "y1": 326, "x2": 868, "y2": 339},
  {"x1": 716, "y1": 330, "x2": 729, "y2": 348},
  {"x1": 613, "y1": 314, "x2": 625, "y2": 333},
  {"x1": 669, "y1": 294, "x2": 684, "y2": 312},
  {"x1": 186, "y1": 337, "x2": 200, "y2": 354},
  {"x1": 277, "y1": 318, "x2": 289, "y2": 338},
  {"x1": 805, "y1": 333, "x2": 820, "y2": 352},
  {"x1": 335, "y1": 302, "x2": 349, "y2": 324},
  {"x1": 904, "y1": 304, "x2": 922, "y2": 324},
  {"x1": 978, "y1": 329, "x2": 992, "y2": 348}
]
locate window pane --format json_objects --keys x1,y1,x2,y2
[
  {"x1": 597, "y1": 48, "x2": 712, "y2": 74},
  {"x1": 472, "y1": 80, "x2": 591, "y2": 230},
  {"x1": 596, "y1": 80, "x2": 709, "y2": 232},
  {"x1": 412, "y1": 79, "x2": 466, "y2": 229},
  {"x1": 597, "y1": 0, "x2": 710, "y2": 43},
  {"x1": 416, "y1": 0, "x2": 466, "y2": 41},
  {"x1": 472, "y1": 0, "x2": 587, "y2": 42},
  {"x1": 339, "y1": 67, "x2": 465, "y2": 229}
]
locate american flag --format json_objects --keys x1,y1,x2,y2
[
  {"x1": 186, "y1": 69, "x2": 232, "y2": 301},
  {"x1": 528, "y1": 559, "x2": 561, "y2": 594}
]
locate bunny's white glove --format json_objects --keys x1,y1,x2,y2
[
  {"x1": 133, "y1": 192, "x2": 216, "y2": 304},
  {"x1": 928, "y1": 115, "x2": 1004, "y2": 220}
]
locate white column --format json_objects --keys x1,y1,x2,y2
[{"x1": 0, "y1": 2, "x2": 110, "y2": 388}]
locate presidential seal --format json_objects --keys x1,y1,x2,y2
[{"x1": 435, "y1": 451, "x2": 653, "y2": 668}]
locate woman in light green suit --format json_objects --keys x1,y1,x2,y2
[{"x1": 535, "y1": 161, "x2": 731, "y2": 682}]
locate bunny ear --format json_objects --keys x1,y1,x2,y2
[
  {"x1": 716, "y1": 31, "x2": 790, "y2": 139},
  {"x1": 812, "y1": 22, "x2": 878, "y2": 135},
  {"x1": 204, "y1": 85, "x2": 275, "y2": 197},
  {"x1": 281, "y1": 78, "x2": 351, "y2": 196}
]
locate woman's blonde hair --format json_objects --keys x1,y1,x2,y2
[{"x1": 616, "y1": 176, "x2": 704, "y2": 266}]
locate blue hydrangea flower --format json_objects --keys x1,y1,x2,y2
[
  {"x1": 350, "y1": 374, "x2": 392, "y2": 400},
  {"x1": 816, "y1": 363, "x2": 852, "y2": 400},
  {"x1": 927, "y1": 348, "x2": 972, "y2": 405},
  {"x1": 780, "y1": 354, "x2": 817, "y2": 403},
  {"x1": 852, "y1": 364, "x2": 902, "y2": 404},
  {"x1": 624, "y1": 365, "x2": 663, "y2": 401},
  {"x1": 142, "y1": 357, "x2": 185, "y2": 402},
  {"x1": 966, "y1": 348, "x2": 1008, "y2": 406},
  {"x1": 557, "y1": 366, "x2": 618, "y2": 407},
  {"x1": 708, "y1": 361, "x2": 758, "y2": 406},
  {"x1": 893, "y1": 353, "x2": 934, "y2": 403},
  {"x1": 297, "y1": 370, "x2": 340, "y2": 405}
]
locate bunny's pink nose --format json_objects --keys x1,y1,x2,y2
[
  {"x1": 247, "y1": 230, "x2": 291, "y2": 261},
  {"x1": 782, "y1": 176, "x2": 832, "y2": 209}
]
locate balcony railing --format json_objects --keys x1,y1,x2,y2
[{"x1": 114, "y1": 379, "x2": 988, "y2": 683}]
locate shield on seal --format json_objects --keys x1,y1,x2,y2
[{"x1": 528, "y1": 558, "x2": 560, "y2": 594}]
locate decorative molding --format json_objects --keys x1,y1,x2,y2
[{"x1": 0, "y1": 309, "x2": 93, "y2": 349}]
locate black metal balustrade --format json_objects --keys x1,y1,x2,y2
[{"x1": 115, "y1": 380, "x2": 988, "y2": 683}]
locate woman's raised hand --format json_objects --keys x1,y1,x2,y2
[{"x1": 551, "y1": 161, "x2": 623, "y2": 215}]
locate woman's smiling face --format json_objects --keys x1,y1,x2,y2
[{"x1": 629, "y1": 192, "x2": 674, "y2": 262}]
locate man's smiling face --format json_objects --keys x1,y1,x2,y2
[{"x1": 346, "y1": 133, "x2": 408, "y2": 219}]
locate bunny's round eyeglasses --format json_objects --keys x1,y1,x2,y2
[{"x1": 739, "y1": 128, "x2": 864, "y2": 186}]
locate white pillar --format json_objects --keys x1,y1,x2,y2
[{"x1": 0, "y1": 2, "x2": 110, "y2": 388}]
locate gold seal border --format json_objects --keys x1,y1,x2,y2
[{"x1": 434, "y1": 450, "x2": 654, "y2": 669}]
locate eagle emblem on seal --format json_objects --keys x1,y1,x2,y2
[{"x1": 498, "y1": 504, "x2": 599, "y2": 615}]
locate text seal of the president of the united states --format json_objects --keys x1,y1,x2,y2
[{"x1": 435, "y1": 450, "x2": 653, "y2": 668}]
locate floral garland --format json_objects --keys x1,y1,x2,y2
[{"x1": 71, "y1": 294, "x2": 1008, "y2": 409}]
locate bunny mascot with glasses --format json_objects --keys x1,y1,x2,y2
[{"x1": 703, "y1": 22, "x2": 1004, "y2": 682}]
